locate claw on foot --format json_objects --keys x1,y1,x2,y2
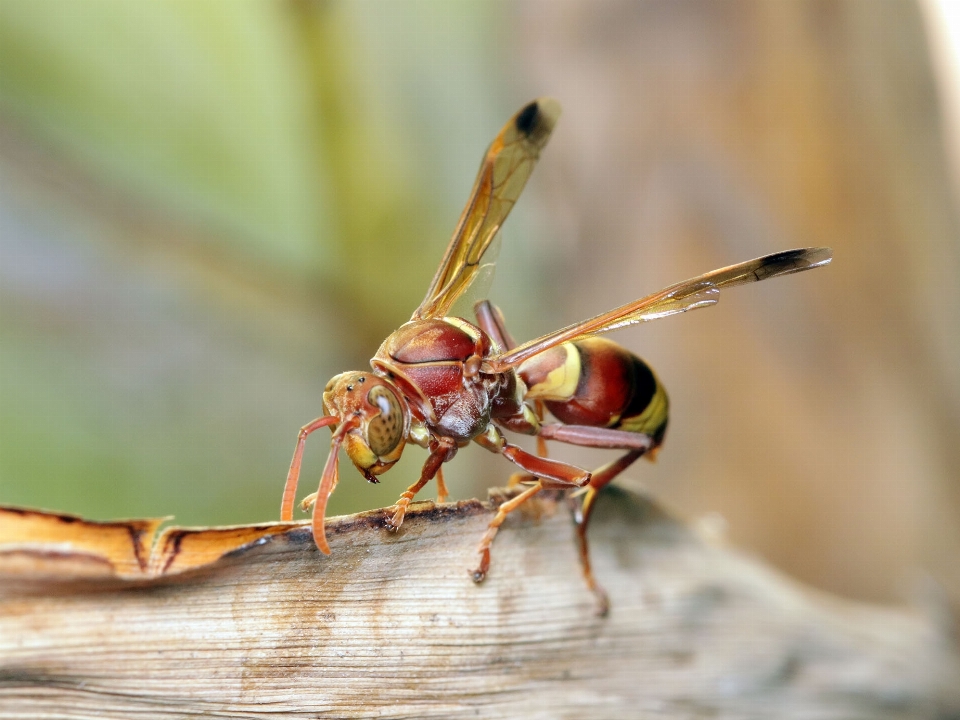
[
  {"x1": 471, "y1": 548, "x2": 491, "y2": 583},
  {"x1": 593, "y1": 588, "x2": 610, "y2": 618},
  {"x1": 385, "y1": 492, "x2": 416, "y2": 531},
  {"x1": 384, "y1": 504, "x2": 406, "y2": 531}
]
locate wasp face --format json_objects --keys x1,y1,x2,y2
[{"x1": 322, "y1": 371, "x2": 408, "y2": 480}]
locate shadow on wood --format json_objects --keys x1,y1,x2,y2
[{"x1": 1, "y1": 488, "x2": 959, "y2": 719}]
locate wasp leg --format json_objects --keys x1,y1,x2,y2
[
  {"x1": 474, "y1": 427, "x2": 590, "y2": 487},
  {"x1": 538, "y1": 423, "x2": 656, "y2": 453},
  {"x1": 472, "y1": 427, "x2": 590, "y2": 582},
  {"x1": 575, "y1": 449, "x2": 647, "y2": 616},
  {"x1": 474, "y1": 300, "x2": 517, "y2": 351},
  {"x1": 385, "y1": 436, "x2": 456, "y2": 531},
  {"x1": 476, "y1": 300, "x2": 550, "y2": 457},
  {"x1": 536, "y1": 423, "x2": 659, "y2": 615},
  {"x1": 435, "y1": 466, "x2": 449, "y2": 504},
  {"x1": 473, "y1": 480, "x2": 542, "y2": 582},
  {"x1": 472, "y1": 474, "x2": 586, "y2": 584},
  {"x1": 281, "y1": 415, "x2": 339, "y2": 521},
  {"x1": 506, "y1": 472, "x2": 532, "y2": 488}
]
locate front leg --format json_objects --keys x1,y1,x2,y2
[{"x1": 385, "y1": 436, "x2": 457, "y2": 531}]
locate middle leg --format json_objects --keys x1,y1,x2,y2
[{"x1": 472, "y1": 426, "x2": 590, "y2": 581}]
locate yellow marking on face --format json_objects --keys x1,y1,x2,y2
[
  {"x1": 344, "y1": 434, "x2": 378, "y2": 470},
  {"x1": 524, "y1": 344, "x2": 581, "y2": 402}
]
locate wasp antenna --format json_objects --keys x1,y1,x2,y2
[
  {"x1": 310, "y1": 421, "x2": 356, "y2": 555},
  {"x1": 281, "y1": 415, "x2": 339, "y2": 522}
]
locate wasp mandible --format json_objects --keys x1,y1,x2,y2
[{"x1": 280, "y1": 99, "x2": 831, "y2": 612}]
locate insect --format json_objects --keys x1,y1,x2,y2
[{"x1": 280, "y1": 98, "x2": 831, "y2": 612}]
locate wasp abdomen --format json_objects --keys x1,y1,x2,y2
[{"x1": 519, "y1": 336, "x2": 668, "y2": 441}]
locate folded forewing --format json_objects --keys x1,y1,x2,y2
[
  {"x1": 412, "y1": 99, "x2": 561, "y2": 321},
  {"x1": 485, "y1": 247, "x2": 832, "y2": 372}
]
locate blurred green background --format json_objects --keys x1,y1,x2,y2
[
  {"x1": 0, "y1": 1, "x2": 558, "y2": 525},
  {"x1": 1, "y1": 0, "x2": 959, "y2": 609}
]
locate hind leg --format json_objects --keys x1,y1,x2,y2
[
  {"x1": 573, "y1": 448, "x2": 646, "y2": 616},
  {"x1": 537, "y1": 423, "x2": 659, "y2": 615}
]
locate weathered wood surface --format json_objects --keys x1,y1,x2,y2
[{"x1": 1, "y1": 489, "x2": 958, "y2": 719}]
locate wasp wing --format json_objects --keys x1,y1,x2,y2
[
  {"x1": 484, "y1": 247, "x2": 833, "y2": 373},
  {"x1": 412, "y1": 98, "x2": 561, "y2": 321}
]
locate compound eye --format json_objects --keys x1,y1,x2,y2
[{"x1": 366, "y1": 385, "x2": 404, "y2": 456}]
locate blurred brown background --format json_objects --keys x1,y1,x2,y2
[{"x1": 0, "y1": 0, "x2": 957, "y2": 610}]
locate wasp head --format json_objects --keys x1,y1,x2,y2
[
  {"x1": 322, "y1": 371, "x2": 408, "y2": 480},
  {"x1": 284, "y1": 371, "x2": 410, "y2": 556}
]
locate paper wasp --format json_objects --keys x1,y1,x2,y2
[{"x1": 280, "y1": 98, "x2": 831, "y2": 613}]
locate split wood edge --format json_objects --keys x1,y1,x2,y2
[
  {"x1": 3, "y1": 487, "x2": 960, "y2": 719},
  {"x1": 0, "y1": 495, "x2": 496, "y2": 581}
]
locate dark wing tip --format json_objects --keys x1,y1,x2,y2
[
  {"x1": 515, "y1": 101, "x2": 540, "y2": 135},
  {"x1": 753, "y1": 247, "x2": 833, "y2": 281},
  {"x1": 515, "y1": 98, "x2": 561, "y2": 144},
  {"x1": 765, "y1": 246, "x2": 832, "y2": 267}
]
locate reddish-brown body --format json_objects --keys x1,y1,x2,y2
[
  {"x1": 519, "y1": 337, "x2": 669, "y2": 443},
  {"x1": 278, "y1": 97, "x2": 832, "y2": 615},
  {"x1": 373, "y1": 319, "x2": 505, "y2": 442}
]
